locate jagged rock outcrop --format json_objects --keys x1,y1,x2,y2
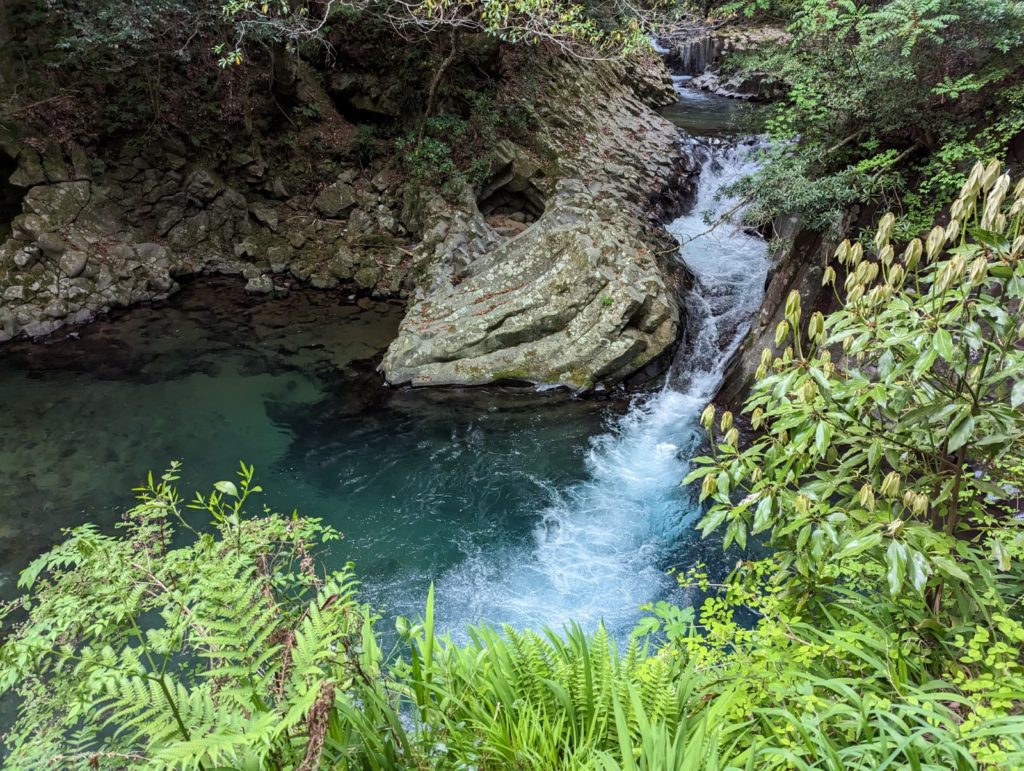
[
  {"x1": 382, "y1": 57, "x2": 692, "y2": 391},
  {"x1": 383, "y1": 186, "x2": 677, "y2": 388},
  {"x1": 0, "y1": 127, "x2": 410, "y2": 342}
]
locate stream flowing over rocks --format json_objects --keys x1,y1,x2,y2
[
  {"x1": 0, "y1": 31, "x2": 779, "y2": 641},
  {"x1": 1, "y1": 50, "x2": 696, "y2": 391},
  {"x1": 656, "y1": 24, "x2": 788, "y2": 100}
]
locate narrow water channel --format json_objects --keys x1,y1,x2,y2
[
  {"x1": 427, "y1": 136, "x2": 771, "y2": 637},
  {"x1": 0, "y1": 87, "x2": 768, "y2": 640}
]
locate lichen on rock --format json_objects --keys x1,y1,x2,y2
[{"x1": 381, "y1": 56, "x2": 693, "y2": 391}]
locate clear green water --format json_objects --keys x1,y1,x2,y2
[
  {"x1": 0, "y1": 278, "x2": 614, "y2": 625},
  {"x1": 659, "y1": 84, "x2": 762, "y2": 136},
  {"x1": 1, "y1": 89, "x2": 768, "y2": 642}
]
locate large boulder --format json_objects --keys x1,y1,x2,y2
[
  {"x1": 382, "y1": 192, "x2": 677, "y2": 389},
  {"x1": 382, "y1": 56, "x2": 693, "y2": 390}
]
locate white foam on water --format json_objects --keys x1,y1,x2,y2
[
  {"x1": 649, "y1": 36, "x2": 671, "y2": 55},
  {"x1": 432, "y1": 141, "x2": 772, "y2": 638}
]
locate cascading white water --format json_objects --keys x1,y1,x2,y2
[{"x1": 432, "y1": 140, "x2": 771, "y2": 637}]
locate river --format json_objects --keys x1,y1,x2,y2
[{"x1": 0, "y1": 85, "x2": 768, "y2": 641}]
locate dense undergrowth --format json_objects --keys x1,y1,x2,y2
[
  {"x1": 695, "y1": 0, "x2": 1024, "y2": 239},
  {"x1": 2, "y1": 164, "x2": 1024, "y2": 768}
]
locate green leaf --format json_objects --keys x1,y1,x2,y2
[
  {"x1": 932, "y1": 328, "x2": 954, "y2": 362},
  {"x1": 868, "y1": 440, "x2": 882, "y2": 470},
  {"x1": 932, "y1": 555, "x2": 970, "y2": 582},
  {"x1": 992, "y1": 539, "x2": 1011, "y2": 571},
  {"x1": 682, "y1": 466, "x2": 717, "y2": 485},
  {"x1": 716, "y1": 471, "x2": 731, "y2": 498},
  {"x1": 214, "y1": 480, "x2": 240, "y2": 498},
  {"x1": 753, "y1": 496, "x2": 774, "y2": 533},
  {"x1": 815, "y1": 421, "x2": 833, "y2": 456},
  {"x1": 886, "y1": 540, "x2": 907, "y2": 596},
  {"x1": 913, "y1": 348, "x2": 937, "y2": 378},
  {"x1": 947, "y1": 412, "x2": 975, "y2": 453},
  {"x1": 967, "y1": 227, "x2": 1010, "y2": 251},
  {"x1": 699, "y1": 507, "x2": 728, "y2": 536},
  {"x1": 1011, "y1": 380, "x2": 1024, "y2": 408},
  {"x1": 835, "y1": 531, "x2": 882, "y2": 559},
  {"x1": 908, "y1": 549, "x2": 931, "y2": 593}
]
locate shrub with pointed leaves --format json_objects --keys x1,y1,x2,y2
[{"x1": 689, "y1": 160, "x2": 1024, "y2": 600}]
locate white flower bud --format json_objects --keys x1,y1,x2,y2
[
  {"x1": 981, "y1": 159, "x2": 1002, "y2": 191},
  {"x1": 926, "y1": 226, "x2": 945, "y2": 261},
  {"x1": 904, "y1": 238, "x2": 922, "y2": 270}
]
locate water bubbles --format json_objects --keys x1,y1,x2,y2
[{"x1": 430, "y1": 142, "x2": 771, "y2": 641}]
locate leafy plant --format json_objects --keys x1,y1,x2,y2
[
  {"x1": 0, "y1": 462, "x2": 409, "y2": 770},
  {"x1": 719, "y1": 0, "x2": 1024, "y2": 235},
  {"x1": 683, "y1": 162, "x2": 1024, "y2": 764},
  {"x1": 3, "y1": 452, "x2": 1023, "y2": 767},
  {"x1": 689, "y1": 161, "x2": 1024, "y2": 600}
]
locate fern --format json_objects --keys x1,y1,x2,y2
[
  {"x1": 5, "y1": 455, "x2": 1023, "y2": 768},
  {"x1": 0, "y1": 465, "x2": 400, "y2": 770}
]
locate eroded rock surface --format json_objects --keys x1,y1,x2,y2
[
  {"x1": 660, "y1": 25, "x2": 788, "y2": 100},
  {"x1": 0, "y1": 129, "x2": 409, "y2": 342},
  {"x1": 382, "y1": 57, "x2": 692, "y2": 390},
  {"x1": 384, "y1": 193, "x2": 676, "y2": 388},
  {"x1": 2, "y1": 48, "x2": 693, "y2": 391}
]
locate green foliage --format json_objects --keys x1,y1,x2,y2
[
  {"x1": 721, "y1": 0, "x2": 1024, "y2": 234},
  {"x1": 396, "y1": 90, "x2": 534, "y2": 190},
  {"x1": 401, "y1": 597, "x2": 666, "y2": 768},
  {"x1": 0, "y1": 462, "x2": 407, "y2": 770},
  {"x1": 348, "y1": 124, "x2": 387, "y2": 165},
  {"x1": 397, "y1": 133, "x2": 459, "y2": 185},
  {"x1": 7, "y1": 173, "x2": 1024, "y2": 765},
  {"x1": 44, "y1": 0, "x2": 213, "y2": 65},
  {"x1": 685, "y1": 163, "x2": 1024, "y2": 764},
  {"x1": 215, "y1": 0, "x2": 649, "y2": 66},
  {"x1": 4, "y1": 455, "x2": 1024, "y2": 767},
  {"x1": 641, "y1": 562, "x2": 1024, "y2": 768},
  {"x1": 690, "y1": 161, "x2": 1024, "y2": 598}
]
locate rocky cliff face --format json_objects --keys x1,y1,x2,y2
[
  {"x1": 1, "y1": 49, "x2": 693, "y2": 391},
  {"x1": 382, "y1": 58, "x2": 692, "y2": 390},
  {"x1": 0, "y1": 125, "x2": 410, "y2": 341},
  {"x1": 715, "y1": 214, "x2": 847, "y2": 409},
  {"x1": 660, "y1": 24, "x2": 787, "y2": 100}
]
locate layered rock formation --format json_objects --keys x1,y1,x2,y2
[
  {"x1": 1, "y1": 49, "x2": 694, "y2": 391},
  {"x1": 660, "y1": 25, "x2": 788, "y2": 100},
  {"x1": 0, "y1": 129, "x2": 410, "y2": 341},
  {"x1": 382, "y1": 58, "x2": 693, "y2": 390}
]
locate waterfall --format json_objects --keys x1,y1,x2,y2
[
  {"x1": 429, "y1": 139, "x2": 771, "y2": 638},
  {"x1": 668, "y1": 36, "x2": 726, "y2": 77}
]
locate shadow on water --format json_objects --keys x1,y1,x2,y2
[{"x1": 0, "y1": 278, "x2": 615, "y2": 622}]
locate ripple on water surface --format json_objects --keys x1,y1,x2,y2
[{"x1": 0, "y1": 278, "x2": 615, "y2": 627}]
